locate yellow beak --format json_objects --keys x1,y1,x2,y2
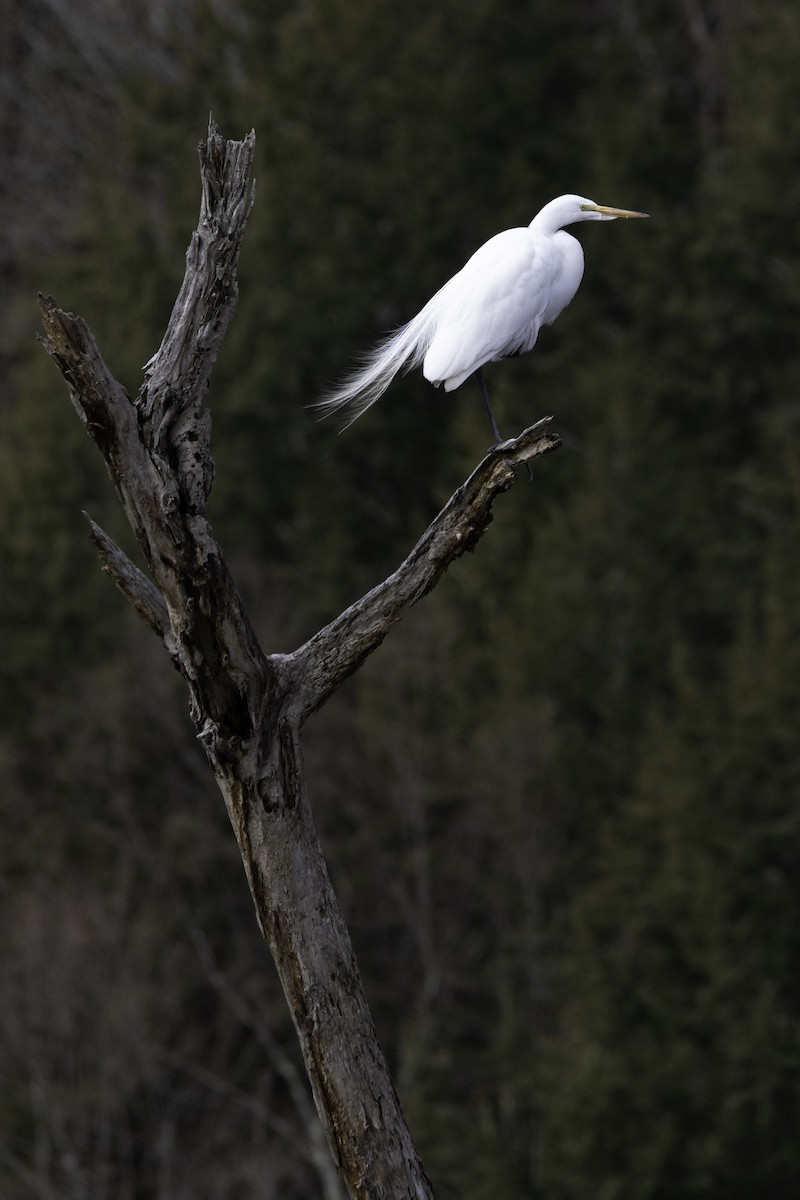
[{"x1": 583, "y1": 204, "x2": 650, "y2": 219}]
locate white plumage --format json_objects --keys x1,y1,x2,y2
[{"x1": 317, "y1": 194, "x2": 648, "y2": 440}]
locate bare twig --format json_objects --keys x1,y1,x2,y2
[{"x1": 83, "y1": 515, "x2": 169, "y2": 637}]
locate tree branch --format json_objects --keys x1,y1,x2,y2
[
  {"x1": 83, "y1": 515, "x2": 169, "y2": 638},
  {"x1": 139, "y1": 118, "x2": 256, "y2": 436},
  {"x1": 291, "y1": 418, "x2": 560, "y2": 721}
]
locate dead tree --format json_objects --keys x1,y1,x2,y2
[{"x1": 39, "y1": 119, "x2": 560, "y2": 1200}]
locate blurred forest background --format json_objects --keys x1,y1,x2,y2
[{"x1": 2, "y1": 0, "x2": 800, "y2": 1197}]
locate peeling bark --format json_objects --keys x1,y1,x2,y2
[{"x1": 39, "y1": 117, "x2": 560, "y2": 1200}]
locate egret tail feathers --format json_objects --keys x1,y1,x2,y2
[{"x1": 313, "y1": 300, "x2": 441, "y2": 429}]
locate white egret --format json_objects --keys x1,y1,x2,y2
[{"x1": 317, "y1": 195, "x2": 648, "y2": 442}]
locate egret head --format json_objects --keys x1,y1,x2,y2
[
  {"x1": 577, "y1": 199, "x2": 650, "y2": 222},
  {"x1": 530, "y1": 195, "x2": 649, "y2": 234}
]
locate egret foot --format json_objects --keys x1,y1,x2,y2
[{"x1": 487, "y1": 437, "x2": 534, "y2": 482}]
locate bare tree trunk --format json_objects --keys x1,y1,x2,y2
[{"x1": 38, "y1": 118, "x2": 559, "y2": 1200}]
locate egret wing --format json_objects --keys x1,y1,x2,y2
[{"x1": 423, "y1": 229, "x2": 554, "y2": 388}]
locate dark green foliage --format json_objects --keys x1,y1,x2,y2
[{"x1": 2, "y1": 0, "x2": 800, "y2": 1196}]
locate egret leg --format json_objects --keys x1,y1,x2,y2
[
  {"x1": 475, "y1": 366, "x2": 533, "y2": 481},
  {"x1": 475, "y1": 367, "x2": 503, "y2": 444}
]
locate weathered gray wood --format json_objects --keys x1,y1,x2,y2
[
  {"x1": 38, "y1": 117, "x2": 560, "y2": 1200},
  {"x1": 83, "y1": 514, "x2": 169, "y2": 636},
  {"x1": 290, "y1": 417, "x2": 559, "y2": 721}
]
